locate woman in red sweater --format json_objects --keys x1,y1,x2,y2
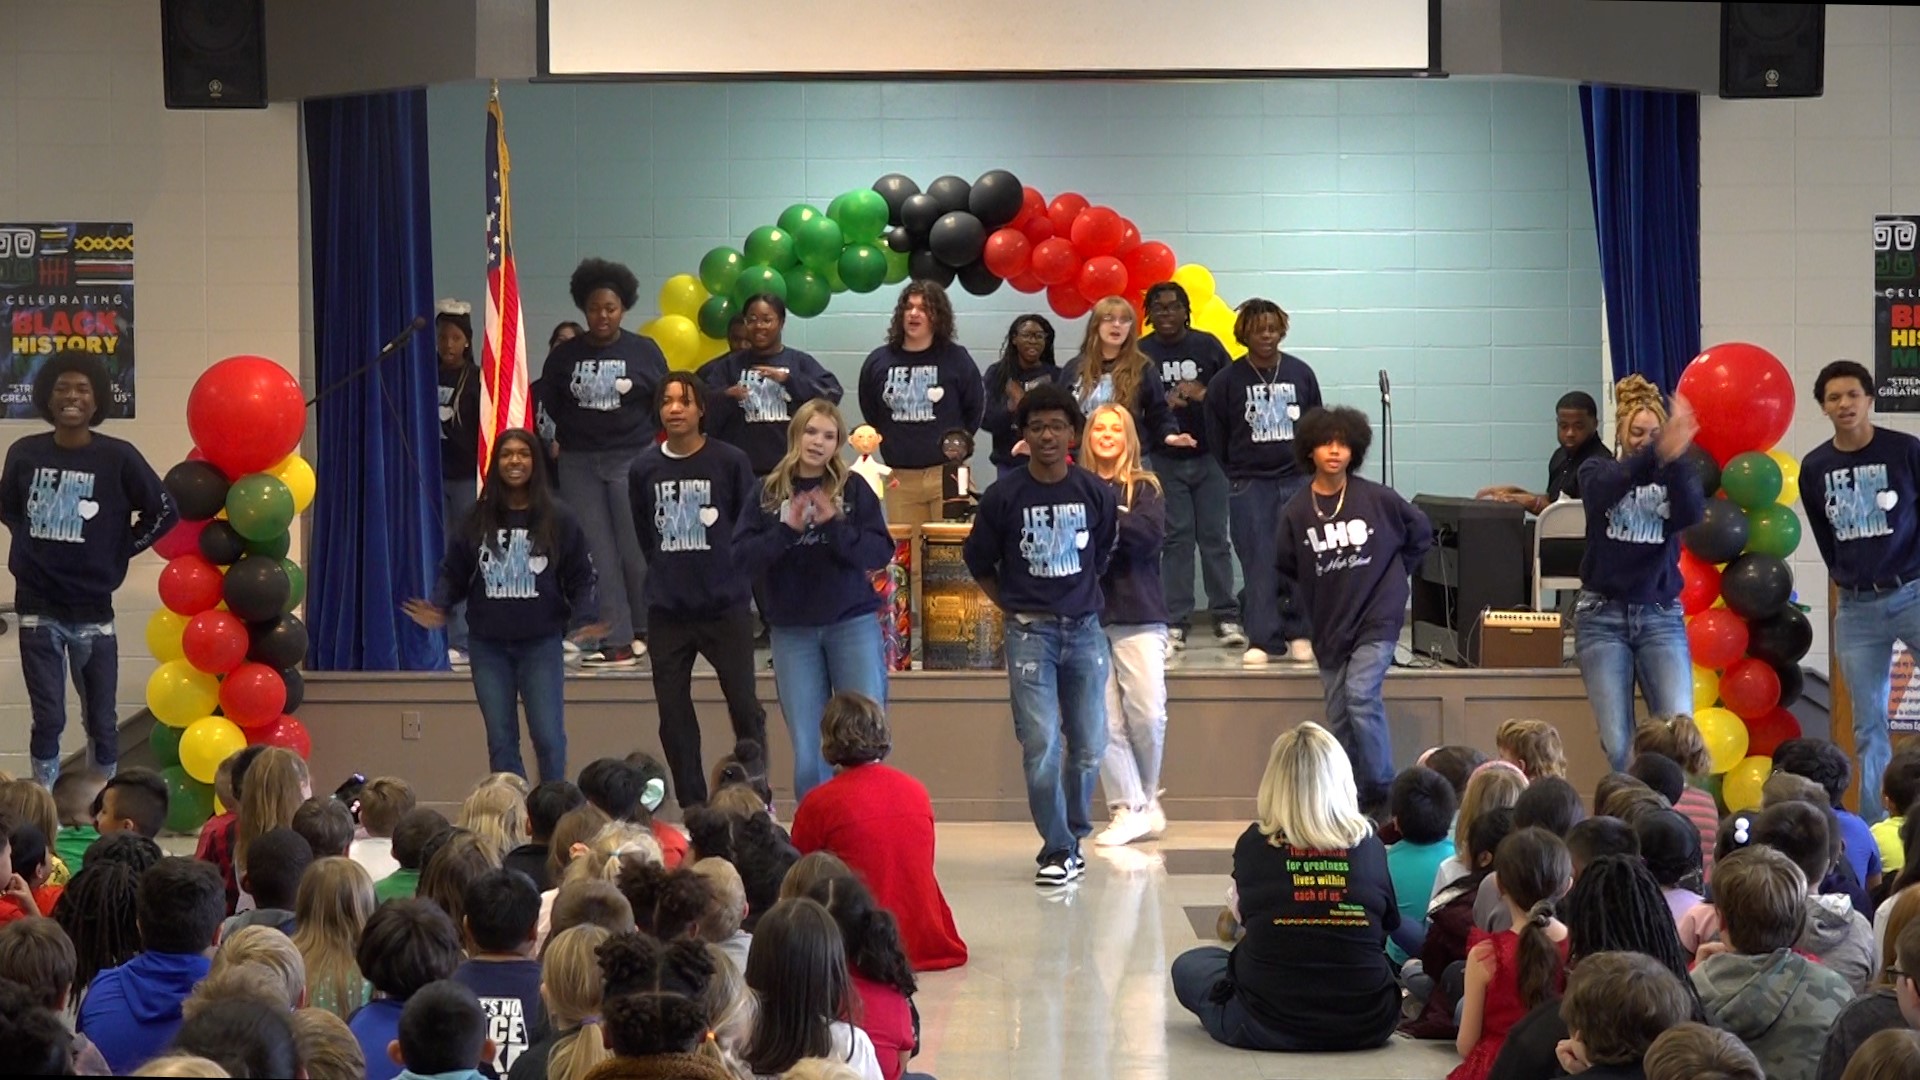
[{"x1": 790, "y1": 692, "x2": 967, "y2": 971}]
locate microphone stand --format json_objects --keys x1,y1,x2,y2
[
  {"x1": 1379, "y1": 370, "x2": 1394, "y2": 488},
  {"x1": 305, "y1": 317, "x2": 429, "y2": 407}
]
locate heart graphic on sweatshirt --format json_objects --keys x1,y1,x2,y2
[
  {"x1": 526, "y1": 555, "x2": 549, "y2": 574},
  {"x1": 439, "y1": 404, "x2": 454, "y2": 422},
  {"x1": 1074, "y1": 529, "x2": 1089, "y2": 550},
  {"x1": 698, "y1": 506, "x2": 720, "y2": 527},
  {"x1": 614, "y1": 377, "x2": 634, "y2": 395},
  {"x1": 1287, "y1": 405, "x2": 1301, "y2": 420},
  {"x1": 76, "y1": 500, "x2": 99, "y2": 521},
  {"x1": 1879, "y1": 490, "x2": 1900, "y2": 512},
  {"x1": 926, "y1": 386, "x2": 945, "y2": 403}
]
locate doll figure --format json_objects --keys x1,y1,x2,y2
[{"x1": 848, "y1": 423, "x2": 892, "y2": 499}]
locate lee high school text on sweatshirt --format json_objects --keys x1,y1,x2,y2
[
  {"x1": 734, "y1": 473, "x2": 895, "y2": 627},
  {"x1": 628, "y1": 438, "x2": 758, "y2": 618},
  {"x1": 431, "y1": 505, "x2": 600, "y2": 641},
  {"x1": 963, "y1": 466, "x2": 1118, "y2": 618},
  {"x1": 1801, "y1": 426, "x2": 1920, "y2": 589},
  {"x1": 1205, "y1": 352, "x2": 1323, "y2": 481},
  {"x1": 1057, "y1": 353, "x2": 1176, "y2": 446},
  {"x1": 856, "y1": 341, "x2": 985, "y2": 469},
  {"x1": 0, "y1": 432, "x2": 174, "y2": 621},
  {"x1": 538, "y1": 329, "x2": 669, "y2": 452},
  {"x1": 1274, "y1": 476, "x2": 1432, "y2": 670},
  {"x1": 1101, "y1": 475, "x2": 1169, "y2": 627},
  {"x1": 1576, "y1": 448, "x2": 1706, "y2": 605},
  {"x1": 700, "y1": 346, "x2": 844, "y2": 474}
]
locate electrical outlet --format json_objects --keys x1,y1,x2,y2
[{"x1": 401, "y1": 711, "x2": 423, "y2": 740}]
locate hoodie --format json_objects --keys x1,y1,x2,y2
[
  {"x1": 1691, "y1": 948, "x2": 1855, "y2": 1080},
  {"x1": 1798, "y1": 893, "x2": 1877, "y2": 995},
  {"x1": 76, "y1": 950, "x2": 213, "y2": 1074}
]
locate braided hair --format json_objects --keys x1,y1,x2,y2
[
  {"x1": 1563, "y1": 854, "x2": 1704, "y2": 1017},
  {"x1": 616, "y1": 861, "x2": 718, "y2": 941},
  {"x1": 1613, "y1": 374, "x2": 1669, "y2": 456},
  {"x1": 55, "y1": 855, "x2": 147, "y2": 996},
  {"x1": 595, "y1": 931, "x2": 715, "y2": 1058}
]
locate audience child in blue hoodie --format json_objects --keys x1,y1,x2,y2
[
  {"x1": 77, "y1": 857, "x2": 223, "y2": 1073},
  {"x1": 350, "y1": 899, "x2": 466, "y2": 1080}
]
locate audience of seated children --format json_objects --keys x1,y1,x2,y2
[
  {"x1": 1633, "y1": 715, "x2": 1723, "y2": 878},
  {"x1": 1431, "y1": 763, "x2": 1528, "y2": 906},
  {"x1": 76, "y1": 857, "x2": 224, "y2": 1073},
  {"x1": 511, "y1": 780, "x2": 585, "y2": 890},
  {"x1": 292, "y1": 856, "x2": 377, "y2": 1020},
  {"x1": 1, "y1": 820, "x2": 63, "y2": 923},
  {"x1": 1873, "y1": 748, "x2": 1920, "y2": 879},
  {"x1": 619, "y1": 860, "x2": 718, "y2": 944},
  {"x1": 55, "y1": 831, "x2": 161, "y2": 1004},
  {"x1": 806, "y1": 872, "x2": 925, "y2": 1080},
  {"x1": 745, "y1": 897, "x2": 886, "y2": 1080},
  {"x1": 204, "y1": 922, "x2": 306, "y2": 1009},
  {"x1": 0, "y1": 915, "x2": 113, "y2": 1072},
  {"x1": 294, "y1": 1004, "x2": 368, "y2": 1080},
  {"x1": 459, "y1": 777, "x2": 532, "y2": 865},
  {"x1": 1556, "y1": 950, "x2": 1697, "y2": 1079},
  {"x1": 377, "y1": 807, "x2": 449, "y2": 904},
  {"x1": 538, "y1": 804, "x2": 615, "y2": 941},
  {"x1": 1643, "y1": 1022, "x2": 1765, "y2": 1080},
  {"x1": 193, "y1": 749, "x2": 255, "y2": 915},
  {"x1": 511, "y1": 923, "x2": 611, "y2": 1080},
  {"x1": 1496, "y1": 719, "x2": 1568, "y2": 781},
  {"x1": 581, "y1": 755, "x2": 688, "y2": 870},
  {"x1": 1818, "y1": 914, "x2": 1920, "y2": 1080},
  {"x1": 1476, "y1": 777, "x2": 1584, "y2": 932},
  {"x1": 1692, "y1": 845, "x2": 1857, "y2": 1080},
  {"x1": 698, "y1": 934, "x2": 759, "y2": 1078},
  {"x1": 691, "y1": 856, "x2": 753, "y2": 974},
  {"x1": 351, "y1": 776, "x2": 418, "y2": 884},
  {"x1": 1636, "y1": 807, "x2": 1707, "y2": 925},
  {"x1": 0, "y1": 978, "x2": 74, "y2": 1077},
  {"x1": 547, "y1": 879, "x2": 637, "y2": 944},
  {"x1": 1, "y1": 780, "x2": 69, "y2": 885},
  {"x1": 52, "y1": 768, "x2": 106, "y2": 874},
  {"x1": 1403, "y1": 808, "x2": 1516, "y2": 1039},
  {"x1": 1839, "y1": 1028, "x2": 1920, "y2": 1080},
  {"x1": 790, "y1": 691, "x2": 968, "y2": 971},
  {"x1": 1775, "y1": 739, "x2": 1884, "y2": 901},
  {"x1": 591, "y1": 930, "x2": 738, "y2": 1080},
  {"x1": 94, "y1": 767, "x2": 170, "y2": 840},
  {"x1": 688, "y1": 799, "x2": 801, "y2": 932},
  {"x1": 171, "y1": 994, "x2": 301, "y2": 1079},
  {"x1": 350, "y1": 898, "x2": 465, "y2": 1080},
  {"x1": 221, "y1": 826, "x2": 311, "y2": 940},
  {"x1": 1384, "y1": 765, "x2": 1458, "y2": 965},
  {"x1": 293, "y1": 796, "x2": 356, "y2": 859},
  {"x1": 1566, "y1": 816, "x2": 1642, "y2": 875},
  {"x1": 1767, "y1": 771, "x2": 1877, "y2": 916},
  {"x1": 388, "y1": 980, "x2": 497, "y2": 1080},
  {"x1": 233, "y1": 748, "x2": 310, "y2": 911},
  {"x1": 1452, "y1": 827, "x2": 1571, "y2": 1080},
  {"x1": 1419, "y1": 745, "x2": 1490, "y2": 805},
  {"x1": 710, "y1": 738, "x2": 778, "y2": 818},
  {"x1": 1754, "y1": 798, "x2": 1878, "y2": 995}
]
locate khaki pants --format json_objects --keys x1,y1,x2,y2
[{"x1": 885, "y1": 465, "x2": 945, "y2": 528}]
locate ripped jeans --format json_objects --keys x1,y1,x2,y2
[{"x1": 1004, "y1": 612, "x2": 1109, "y2": 864}]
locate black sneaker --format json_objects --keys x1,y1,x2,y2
[
  {"x1": 1035, "y1": 852, "x2": 1082, "y2": 887},
  {"x1": 582, "y1": 645, "x2": 639, "y2": 669}
]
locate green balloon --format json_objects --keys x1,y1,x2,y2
[
  {"x1": 883, "y1": 245, "x2": 911, "y2": 285},
  {"x1": 838, "y1": 244, "x2": 888, "y2": 294},
  {"x1": 281, "y1": 557, "x2": 306, "y2": 611},
  {"x1": 247, "y1": 531, "x2": 292, "y2": 559},
  {"x1": 830, "y1": 189, "x2": 889, "y2": 244},
  {"x1": 698, "y1": 294, "x2": 738, "y2": 340},
  {"x1": 150, "y1": 721, "x2": 183, "y2": 769},
  {"x1": 777, "y1": 204, "x2": 824, "y2": 236},
  {"x1": 823, "y1": 260, "x2": 847, "y2": 293},
  {"x1": 162, "y1": 765, "x2": 215, "y2": 834},
  {"x1": 744, "y1": 226, "x2": 797, "y2": 270},
  {"x1": 1745, "y1": 503, "x2": 1803, "y2": 558},
  {"x1": 792, "y1": 216, "x2": 845, "y2": 271},
  {"x1": 783, "y1": 267, "x2": 831, "y2": 318},
  {"x1": 732, "y1": 263, "x2": 788, "y2": 306},
  {"x1": 1721, "y1": 451, "x2": 1783, "y2": 510},
  {"x1": 226, "y1": 474, "x2": 295, "y2": 542},
  {"x1": 699, "y1": 247, "x2": 746, "y2": 297}
]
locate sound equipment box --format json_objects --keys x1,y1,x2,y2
[
  {"x1": 161, "y1": 0, "x2": 267, "y2": 109},
  {"x1": 1720, "y1": 3, "x2": 1825, "y2": 99},
  {"x1": 1476, "y1": 610, "x2": 1564, "y2": 669}
]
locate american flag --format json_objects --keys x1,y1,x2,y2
[{"x1": 479, "y1": 86, "x2": 532, "y2": 483}]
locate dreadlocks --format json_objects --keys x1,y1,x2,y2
[
  {"x1": 54, "y1": 858, "x2": 145, "y2": 999},
  {"x1": 1562, "y1": 854, "x2": 1705, "y2": 1019}
]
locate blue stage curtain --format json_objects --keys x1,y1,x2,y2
[
  {"x1": 304, "y1": 90, "x2": 445, "y2": 671},
  {"x1": 1579, "y1": 85, "x2": 1701, "y2": 393}
]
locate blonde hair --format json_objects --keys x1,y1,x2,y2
[
  {"x1": 763, "y1": 399, "x2": 853, "y2": 512},
  {"x1": 482, "y1": 771, "x2": 531, "y2": 797},
  {"x1": 292, "y1": 1007, "x2": 365, "y2": 1080},
  {"x1": 1840, "y1": 1029, "x2": 1920, "y2": 1080},
  {"x1": 1455, "y1": 763, "x2": 1529, "y2": 861},
  {"x1": 542, "y1": 925, "x2": 613, "y2": 1080},
  {"x1": 132, "y1": 1055, "x2": 232, "y2": 1078},
  {"x1": 703, "y1": 940, "x2": 758, "y2": 1069},
  {"x1": 691, "y1": 858, "x2": 748, "y2": 941},
  {"x1": 562, "y1": 821, "x2": 663, "y2": 888},
  {"x1": 1254, "y1": 723, "x2": 1373, "y2": 851},
  {"x1": 209, "y1": 924, "x2": 305, "y2": 1008},
  {"x1": 1080, "y1": 403, "x2": 1161, "y2": 506},
  {"x1": 459, "y1": 781, "x2": 530, "y2": 864},
  {"x1": 548, "y1": 804, "x2": 613, "y2": 884},
  {"x1": 1633, "y1": 715, "x2": 1712, "y2": 777},
  {"x1": 780, "y1": 850, "x2": 853, "y2": 901},
  {"x1": 0, "y1": 780, "x2": 60, "y2": 849},
  {"x1": 291, "y1": 857, "x2": 376, "y2": 1019},
  {"x1": 1613, "y1": 374, "x2": 1669, "y2": 458},
  {"x1": 1073, "y1": 297, "x2": 1150, "y2": 419},
  {"x1": 236, "y1": 748, "x2": 308, "y2": 873},
  {"x1": 781, "y1": 1060, "x2": 866, "y2": 1080},
  {"x1": 1497, "y1": 718, "x2": 1568, "y2": 780},
  {"x1": 358, "y1": 776, "x2": 417, "y2": 837},
  {"x1": 420, "y1": 830, "x2": 500, "y2": 932},
  {"x1": 183, "y1": 963, "x2": 297, "y2": 1020}
]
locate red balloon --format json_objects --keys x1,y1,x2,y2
[
  {"x1": 1114, "y1": 217, "x2": 1142, "y2": 255},
  {"x1": 1675, "y1": 342, "x2": 1796, "y2": 465},
  {"x1": 153, "y1": 518, "x2": 206, "y2": 562},
  {"x1": 159, "y1": 555, "x2": 225, "y2": 616},
  {"x1": 1720, "y1": 657, "x2": 1782, "y2": 720},
  {"x1": 220, "y1": 662, "x2": 288, "y2": 729},
  {"x1": 1010, "y1": 186, "x2": 1046, "y2": 230},
  {"x1": 1020, "y1": 214, "x2": 1056, "y2": 246},
  {"x1": 248, "y1": 714, "x2": 311, "y2": 758},
  {"x1": 1745, "y1": 706, "x2": 1802, "y2": 758},
  {"x1": 1046, "y1": 193, "x2": 1089, "y2": 239},
  {"x1": 1678, "y1": 549, "x2": 1722, "y2": 616},
  {"x1": 1123, "y1": 241, "x2": 1178, "y2": 291},
  {"x1": 1047, "y1": 284, "x2": 1092, "y2": 320},
  {"x1": 1687, "y1": 608, "x2": 1750, "y2": 671},
  {"x1": 183, "y1": 610, "x2": 249, "y2": 675},
  {"x1": 1030, "y1": 238, "x2": 1082, "y2": 286},
  {"x1": 187, "y1": 356, "x2": 306, "y2": 478},
  {"x1": 982, "y1": 227, "x2": 1032, "y2": 278},
  {"x1": 1069, "y1": 207, "x2": 1125, "y2": 258},
  {"x1": 1077, "y1": 256, "x2": 1129, "y2": 304},
  {"x1": 1008, "y1": 270, "x2": 1046, "y2": 295}
]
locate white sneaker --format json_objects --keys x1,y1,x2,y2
[
  {"x1": 1287, "y1": 639, "x2": 1315, "y2": 664},
  {"x1": 1242, "y1": 647, "x2": 1270, "y2": 666},
  {"x1": 1143, "y1": 799, "x2": 1168, "y2": 838},
  {"x1": 1217, "y1": 620, "x2": 1249, "y2": 648},
  {"x1": 631, "y1": 639, "x2": 650, "y2": 660},
  {"x1": 1168, "y1": 627, "x2": 1188, "y2": 650},
  {"x1": 447, "y1": 648, "x2": 469, "y2": 669},
  {"x1": 1095, "y1": 808, "x2": 1154, "y2": 847}
]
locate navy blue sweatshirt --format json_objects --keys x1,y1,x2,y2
[
  {"x1": 1139, "y1": 330, "x2": 1232, "y2": 460},
  {"x1": 628, "y1": 438, "x2": 758, "y2": 618},
  {"x1": 980, "y1": 357, "x2": 1060, "y2": 468},
  {"x1": 0, "y1": 432, "x2": 174, "y2": 620},
  {"x1": 1099, "y1": 475, "x2": 1169, "y2": 626},
  {"x1": 700, "y1": 346, "x2": 844, "y2": 474},
  {"x1": 1801, "y1": 427, "x2": 1920, "y2": 589},
  {"x1": 856, "y1": 341, "x2": 985, "y2": 469},
  {"x1": 1058, "y1": 353, "x2": 1176, "y2": 446},
  {"x1": 734, "y1": 473, "x2": 894, "y2": 627},
  {"x1": 1576, "y1": 449, "x2": 1707, "y2": 605},
  {"x1": 963, "y1": 466, "x2": 1117, "y2": 618},
  {"x1": 539, "y1": 329, "x2": 668, "y2": 452},
  {"x1": 438, "y1": 361, "x2": 482, "y2": 480},
  {"x1": 1205, "y1": 352, "x2": 1324, "y2": 481},
  {"x1": 1274, "y1": 476, "x2": 1432, "y2": 670},
  {"x1": 431, "y1": 504, "x2": 599, "y2": 641}
]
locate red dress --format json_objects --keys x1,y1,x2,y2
[
  {"x1": 1448, "y1": 927, "x2": 1568, "y2": 1080},
  {"x1": 790, "y1": 763, "x2": 967, "y2": 971},
  {"x1": 850, "y1": 974, "x2": 915, "y2": 1080}
]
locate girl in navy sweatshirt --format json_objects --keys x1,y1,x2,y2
[
  {"x1": 856, "y1": 282, "x2": 984, "y2": 528},
  {"x1": 980, "y1": 314, "x2": 1059, "y2": 476},
  {"x1": 1574, "y1": 377, "x2": 1705, "y2": 771},
  {"x1": 735, "y1": 400, "x2": 897, "y2": 803},
  {"x1": 1059, "y1": 297, "x2": 1189, "y2": 453},
  {"x1": 405, "y1": 429, "x2": 601, "y2": 784},
  {"x1": 701, "y1": 294, "x2": 844, "y2": 476},
  {"x1": 1081, "y1": 404, "x2": 1171, "y2": 849}
]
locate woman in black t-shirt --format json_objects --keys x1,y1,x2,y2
[{"x1": 1170, "y1": 721, "x2": 1401, "y2": 1051}]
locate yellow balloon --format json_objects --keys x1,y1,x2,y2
[
  {"x1": 1723, "y1": 754, "x2": 1772, "y2": 812},
  {"x1": 179, "y1": 715, "x2": 248, "y2": 784},
  {"x1": 1696, "y1": 706, "x2": 1751, "y2": 775},
  {"x1": 146, "y1": 609, "x2": 189, "y2": 663},
  {"x1": 1171, "y1": 264, "x2": 1217, "y2": 309},
  {"x1": 1692, "y1": 665, "x2": 1721, "y2": 712},
  {"x1": 697, "y1": 334, "x2": 730, "y2": 366},
  {"x1": 658, "y1": 274, "x2": 708, "y2": 322},
  {"x1": 1768, "y1": 449, "x2": 1800, "y2": 506},
  {"x1": 147, "y1": 660, "x2": 220, "y2": 728},
  {"x1": 269, "y1": 454, "x2": 316, "y2": 514},
  {"x1": 653, "y1": 315, "x2": 703, "y2": 373}
]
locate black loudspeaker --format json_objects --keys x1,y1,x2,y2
[
  {"x1": 1720, "y1": 3, "x2": 1825, "y2": 99},
  {"x1": 161, "y1": 0, "x2": 267, "y2": 109}
]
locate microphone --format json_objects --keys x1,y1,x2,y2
[
  {"x1": 1378, "y1": 369, "x2": 1391, "y2": 404},
  {"x1": 380, "y1": 316, "x2": 430, "y2": 356}
]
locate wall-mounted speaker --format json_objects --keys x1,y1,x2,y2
[
  {"x1": 1720, "y1": 3, "x2": 1824, "y2": 99},
  {"x1": 161, "y1": 0, "x2": 267, "y2": 109}
]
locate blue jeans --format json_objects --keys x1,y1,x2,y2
[
  {"x1": 19, "y1": 616, "x2": 120, "y2": 785},
  {"x1": 1320, "y1": 639, "x2": 1397, "y2": 805},
  {"x1": 1573, "y1": 592, "x2": 1692, "y2": 772},
  {"x1": 771, "y1": 614, "x2": 889, "y2": 803},
  {"x1": 1171, "y1": 947, "x2": 1314, "y2": 1051},
  {"x1": 1229, "y1": 475, "x2": 1309, "y2": 652},
  {"x1": 558, "y1": 447, "x2": 649, "y2": 645},
  {"x1": 1833, "y1": 580, "x2": 1920, "y2": 823},
  {"x1": 1155, "y1": 453, "x2": 1237, "y2": 629},
  {"x1": 467, "y1": 634, "x2": 568, "y2": 783},
  {"x1": 1004, "y1": 613, "x2": 1109, "y2": 862},
  {"x1": 442, "y1": 479, "x2": 477, "y2": 652}
]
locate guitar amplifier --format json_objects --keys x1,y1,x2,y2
[{"x1": 1476, "y1": 610, "x2": 1564, "y2": 668}]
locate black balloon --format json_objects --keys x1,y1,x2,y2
[
  {"x1": 901, "y1": 193, "x2": 942, "y2": 237},
  {"x1": 907, "y1": 249, "x2": 956, "y2": 287},
  {"x1": 968, "y1": 169, "x2": 1024, "y2": 228},
  {"x1": 248, "y1": 614, "x2": 309, "y2": 669},
  {"x1": 885, "y1": 225, "x2": 914, "y2": 253},
  {"x1": 198, "y1": 520, "x2": 248, "y2": 565},
  {"x1": 872, "y1": 173, "x2": 922, "y2": 226},
  {"x1": 1682, "y1": 446, "x2": 1721, "y2": 499},
  {"x1": 1720, "y1": 554, "x2": 1793, "y2": 620},
  {"x1": 926, "y1": 174, "x2": 971, "y2": 214},
  {"x1": 224, "y1": 555, "x2": 291, "y2": 622},
  {"x1": 1682, "y1": 499, "x2": 1749, "y2": 564},
  {"x1": 166, "y1": 461, "x2": 230, "y2": 522},
  {"x1": 1773, "y1": 659, "x2": 1804, "y2": 709},
  {"x1": 955, "y1": 259, "x2": 1003, "y2": 296},
  {"x1": 1747, "y1": 606, "x2": 1813, "y2": 666},
  {"x1": 280, "y1": 666, "x2": 304, "y2": 714},
  {"x1": 929, "y1": 211, "x2": 987, "y2": 268}
]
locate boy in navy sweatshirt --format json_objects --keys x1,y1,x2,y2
[
  {"x1": 857, "y1": 282, "x2": 984, "y2": 527},
  {"x1": 1274, "y1": 406, "x2": 1431, "y2": 811},
  {"x1": 1800, "y1": 360, "x2": 1920, "y2": 822},
  {"x1": 628, "y1": 372, "x2": 768, "y2": 809},
  {"x1": 964, "y1": 383, "x2": 1118, "y2": 887},
  {"x1": 0, "y1": 351, "x2": 174, "y2": 787}
]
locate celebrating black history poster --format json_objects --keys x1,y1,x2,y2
[
  {"x1": 1, "y1": 222, "x2": 135, "y2": 420},
  {"x1": 1876, "y1": 214, "x2": 1920, "y2": 413}
]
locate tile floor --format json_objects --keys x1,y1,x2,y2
[{"x1": 910, "y1": 821, "x2": 1462, "y2": 1080}]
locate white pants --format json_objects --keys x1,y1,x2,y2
[{"x1": 1101, "y1": 624, "x2": 1169, "y2": 811}]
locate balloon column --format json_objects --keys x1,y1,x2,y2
[
  {"x1": 1673, "y1": 343, "x2": 1810, "y2": 814},
  {"x1": 148, "y1": 356, "x2": 315, "y2": 833},
  {"x1": 642, "y1": 169, "x2": 1234, "y2": 372}
]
